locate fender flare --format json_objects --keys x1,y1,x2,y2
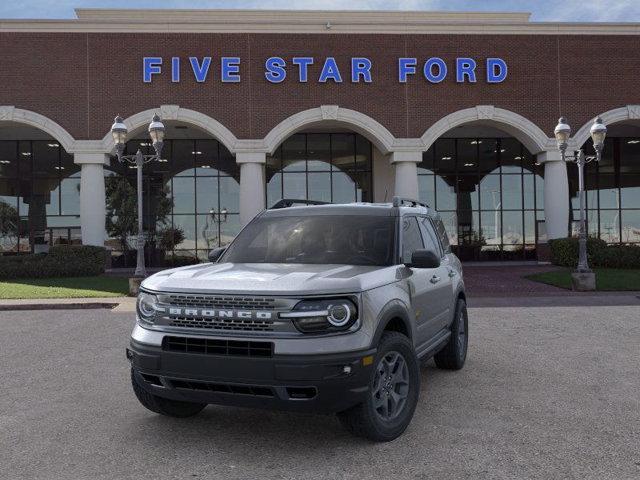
[{"x1": 370, "y1": 299, "x2": 414, "y2": 348}]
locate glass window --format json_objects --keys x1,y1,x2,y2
[
  {"x1": 419, "y1": 217, "x2": 442, "y2": 256},
  {"x1": 418, "y1": 175, "x2": 435, "y2": 207},
  {"x1": 401, "y1": 217, "x2": 424, "y2": 264},
  {"x1": 436, "y1": 176, "x2": 456, "y2": 211},
  {"x1": 621, "y1": 138, "x2": 640, "y2": 173},
  {"x1": 266, "y1": 133, "x2": 372, "y2": 206},
  {"x1": 433, "y1": 216, "x2": 451, "y2": 253},
  {"x1": 307, "y1": 134, "x2": 331, "y2": 171},
  {"x1": 621, "y1": 210, "x2": 640, "y2": 243},
  {"x1": 222, "y1": 215, "x2": 396, "y2": 266},
  {"x1": 195, "y1": 177, "x2": 218, "y2": 214}
]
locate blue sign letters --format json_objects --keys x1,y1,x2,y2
[{"x1": 144, "y1": 55, "x2": 508, "y2": 84}]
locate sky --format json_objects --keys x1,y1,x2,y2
[{"x1": 0, "y1": 0, "x2": 639, "y2": 22}]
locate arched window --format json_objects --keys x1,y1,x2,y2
[
  {"x1": 0, "y1": 139, "x2": 80, "y2": 254},
  {"x1": 418, "y1": 137, "x2": 544, "y2": 261},
  {"x1": 106, "y1": 137, "x2": 239, "y2": 267},
  {"x1": 266, "y1": 133, "x2": 373, "y2": 207}
]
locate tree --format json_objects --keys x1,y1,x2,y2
[
  {"x1": 105, "y1": 176, "x2": 174, "y2": 252},
  {"x1": 0, "y1": 200, "x2": 19, "y2": 251}
]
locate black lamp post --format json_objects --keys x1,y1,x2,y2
[
  {"x1": 553, "y1": 116, "x2": 607, "y2": 287},
  {"x1": 111, "y1": 114, "x2": 165, "y2": 277}
]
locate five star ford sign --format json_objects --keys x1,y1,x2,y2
[{"x1": 142, "y1": 56, "x2": 508, "y2": 84}]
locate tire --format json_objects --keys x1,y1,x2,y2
[
  {"x1": 131, "y1": 369, "x2": 206, "y2": 418},
  {"x1": 337, "y1": 332, "x2": 420, "y2": 442},
  {"x1": 434, "y1": 298, "x2": 468, "y2": 370}
]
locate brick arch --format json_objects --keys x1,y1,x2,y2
[
  {"x1": 100, "y1": 105, "x2": 239, "y2": 155},
  {"x1": 0, "y1": 106, "x2": 76, "y2": 152},
  {"x1": 420, "y1": 106, "x2": 553, "y2": 155},
  {"x1": 572, "y1": 105, "x2": 640, "y2": 149},
  {"x1": 263, "y1": 105, "x2": 397, "y2": 155}
]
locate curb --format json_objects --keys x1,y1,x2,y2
[{"x1": 0, "y1": 302, "x2": 121, "y2": 311}]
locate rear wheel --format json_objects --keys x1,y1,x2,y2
[
  {"x1": 434, "y1": 298, "x2": 468, "y2": 370},
  {"x1": 131, "y1": 369, "x2": 206, "y2": 418},
  {"x1": 337, "y1": 332, "x2": 420, "y2": 442}
]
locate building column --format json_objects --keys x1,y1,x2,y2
[
  {"x1": 237, "y1": 152, "x2": 266, "y2": 226},
  {"x1": 75, "y1": 153, "x2": 109, "y2": 246},
  {"x1": 538, "y1": 151, "x2": 569, "y2": 240},
  {"x1": 391, "y1": 150, "x2": 422, "y2": 199}
]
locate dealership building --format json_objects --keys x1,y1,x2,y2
[{"x1": 0, "y1": 9, "x2": 639, "y2": 265}]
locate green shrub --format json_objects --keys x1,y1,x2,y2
[
  {"x1": 549, "y1": 237, "x2": 640, "y2": 269},
  {"x1": 596, "y1": 245, "x2": 640, "y2": 269},
  {"x1": 0, "y1": 245, "x2": 107, "y2": 279}
]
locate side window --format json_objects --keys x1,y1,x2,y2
[
  {"x1": 433, "y1": 217, "x2": 451, "y2": 254},
  {"x1": 419, "y1": 217, "x2": 443, "y2": 257},
  {"x1": 401, "y1": 217, "x2": 424, "y2": 264}
]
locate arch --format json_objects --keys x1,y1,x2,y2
[
  {"x1": 572, "y1": 105, "x2": 640, "y2": 149},
  {"x1": 263, "y1": 105, "x2": 396, "y2": 155},
  {"x1": 100, "y1": 105, "x2": 239, "y2": 155},
  {"x1": 0, "y1": 106, "x2": 76, "y2": 152},
  {"x1": 420, "y1": 106, "x2": 552, "y2": 155}
]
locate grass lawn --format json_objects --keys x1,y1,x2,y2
[
  {"x1": 0, "y1": 276, "x2": 130, "y2": 299},
  {"x1": 526, "y1": 268, "x2": 640, "y2": 291}
]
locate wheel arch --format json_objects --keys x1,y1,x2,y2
[{"x1": 371, "y1": 300, "x2": 414, "y2": 347}]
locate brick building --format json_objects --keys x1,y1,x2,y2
[{"x1": 0, "y1": 9, "x2": 638, "y2": 264}]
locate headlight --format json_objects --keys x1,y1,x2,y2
[
  {"x1": 281, "y1": 298, "x2": 358, "y2": 333},
  {"x1": 136, "y1": 291, "x2": 159, "y2": 324}
]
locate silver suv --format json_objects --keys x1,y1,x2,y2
[{"x1": 127, "y1": 197, "x2": 468, "y2": 441}]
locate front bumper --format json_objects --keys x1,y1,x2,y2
[{"x1": 128, "y1": 338, "x2": 376, "y2": 414}]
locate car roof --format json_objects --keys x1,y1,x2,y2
[{"x1": 261, "y1": 202, "x2": 436, "y2": 218}]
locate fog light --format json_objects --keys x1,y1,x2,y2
[{"x1": 362, "y1": 355, "x2": 374, "y2": 366}]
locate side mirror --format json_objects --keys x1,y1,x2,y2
[
  {"x1": 208, "y1": 246, "x2": 227, "y2": 263},
  {"x1": 406, "y1": 249, "x2": 440, "y2": 269}
]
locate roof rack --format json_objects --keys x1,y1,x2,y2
[
  {"x1": 270, "y1": 198, "x2": 330, "y2": 209},
  {"x1": 392, "y1": 196, "x2": 429, "y2": 209}
]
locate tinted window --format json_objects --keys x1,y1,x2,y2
[
  {"x1": 433, "y1": 217, "x2": 451, "y2": 253},
  {"x1": 401, "y1": 217, "x2": 424, "y2": 264},
  {"x1": 222, "y1": 215, "x2": 396, "y2": 266},
  {"x1": 419, "y1": 217, "x2": 442, "y2": 257}
]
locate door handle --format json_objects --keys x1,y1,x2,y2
[
  {"x1": 448, "y1": 269, "x2": 457, "y2": 278},
  {"x1": 430, "y1": 275, "x2": 441, "y2": 284}
]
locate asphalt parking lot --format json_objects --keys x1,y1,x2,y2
[{"x1": 1, "y1": 305, "x2": 639, "y2": 480}]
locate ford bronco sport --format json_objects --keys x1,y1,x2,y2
[{"x1": 127, "y1": 197, "x2": 468, "y2": 441}]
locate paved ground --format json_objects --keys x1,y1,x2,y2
[
  {"x1": 1, "y1": 306, "x2": 639, "y2": 480},
  {"x1": 463, "y1": 265, "x2": 567, "y2": 297}
]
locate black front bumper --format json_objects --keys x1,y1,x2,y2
[{"x1": 128, "y1": 339, "x2": 376, "y2": 414}]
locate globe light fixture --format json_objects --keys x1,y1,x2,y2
[
  {"x1": 110, "y1": 112, "x2": 165, "y2": 280},
  {"x1": 552, "y1": 115, "x2": 607, "y2": 290}
]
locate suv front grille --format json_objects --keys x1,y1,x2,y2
[
  {"x1": 165, "y1": 295, "x2": 276, "y2": 310},
  {"x1": 163, "y1": 336, "x2": 273, "y2": 357},
  {"x1": 167, "y1": 316, "x2": 275, "y2": 331},
  {"x1": 170, "y1": 379, "x2": 274, "y2": 397}
]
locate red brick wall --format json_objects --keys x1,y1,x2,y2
[{"x1": 0, "y1": 32, "x2": 638, "y2": 142}]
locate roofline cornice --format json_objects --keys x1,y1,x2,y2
[{"x1": 0, "y1": 9, "x2": 638, "y2": 35}]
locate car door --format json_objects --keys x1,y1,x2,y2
[
  {"x1": 400, "y1": 216, "x2": 445, "y2": 347},
  {"x1": 419, "y1": 216, "x2": 454, "y2": 331}
]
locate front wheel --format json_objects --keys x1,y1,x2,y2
[
  {"x1": 434, "y1": 298, "x2": 468, "y2": 370},
  {"x1": 131, "y1": 369, "x2": 206, "y2": 418},
  {"x1": 337, "y1": 332, "x2": 420, "y2": 442}
]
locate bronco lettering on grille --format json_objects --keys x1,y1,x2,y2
[{"x1": 167, "y1": 308, "x2": 273, "y2": 320}]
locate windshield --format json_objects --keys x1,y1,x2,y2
[{"x1": 221, "y1": 215, "x2": 396, "y2": 266}]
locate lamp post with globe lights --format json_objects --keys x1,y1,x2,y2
[
  {"x1": 553, "y1": 116, "x2": 607, "y2": 290},
  {"x1": 111, "y1": 114, "x2": 165, "y2": 279}
]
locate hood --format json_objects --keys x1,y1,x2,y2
[{"x1": 141, "y1": 262, "x2": 398, "y2": 296}]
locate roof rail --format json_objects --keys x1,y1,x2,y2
[
  {"x1": 391, "y1": 196, "x2": 429, "y2": 209},
  {"x1": 270, "y1": 198, "x2": 330, "y2": 209}
]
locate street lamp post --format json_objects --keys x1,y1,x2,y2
[
  {"x1": 111, "y1": 114, "x2": 165, "y2": 278},
  {"x1": 553, "y1": 116, "x2": 607, "y2": 289}
]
